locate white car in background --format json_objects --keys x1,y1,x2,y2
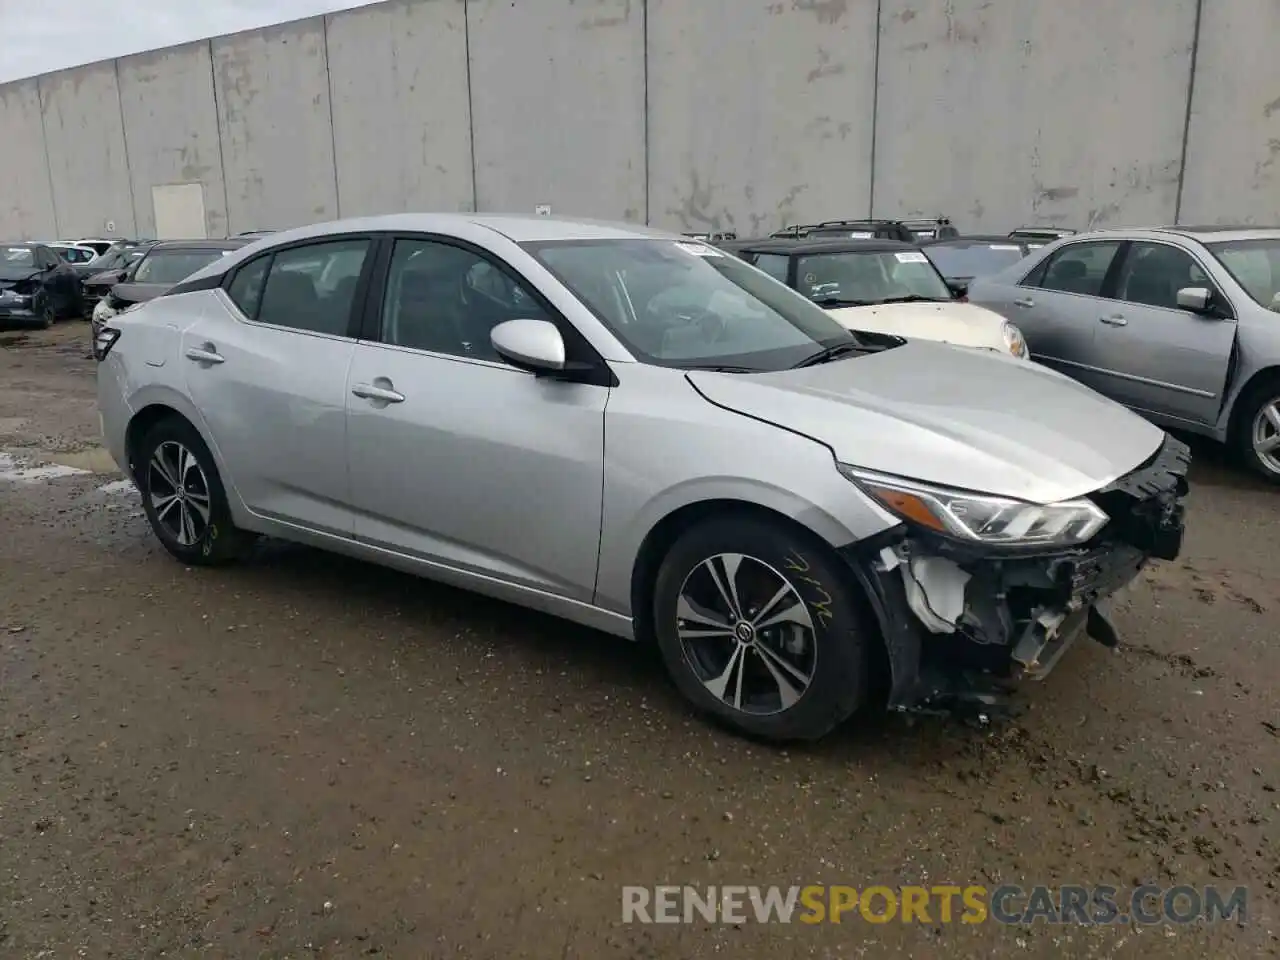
[
  {"x1": 720, "y1": 237, "x2": 1029, "y2": 359},
  {"x1": 47, "y1": 242, "x2": 100, "y2": 267}
]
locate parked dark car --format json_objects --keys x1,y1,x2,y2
[
  {"x1": 1008, "y1": 226, "x2": 1077, "y2": 249},
  {"x1": 0, "y1": 242, "x2": 83, "y2": 328},
  {"x1": 79, "y1": 241, "x2": 156, "y2": 314},
  {"x1": 918, "y1": 235, "x2": 1032, "y2": 295},
  {"x1": 91, "y1": 239, "x2": 250, "y2": 340},
  {"x1": 772, "y1": 217, "x2": 959, "y2": 243}
]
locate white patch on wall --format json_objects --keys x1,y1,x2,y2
[{"x1": 152, "y1": 183, "x2": 208, "y2": 240}]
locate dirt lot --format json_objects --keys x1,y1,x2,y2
[{"x1": 0, "y1": 323, "x2": 1277, "y2": 958}]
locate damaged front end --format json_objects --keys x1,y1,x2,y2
[{"x1": 841, "y1": 435, "x2": 1190, "y2": 718}]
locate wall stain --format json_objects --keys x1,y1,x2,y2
[
  {"x1": 899, "y1": 8, "x2": 917, "y2": 22},
  {"x1": 792, "y1": 0, "x2": 848, "y2": 26},
  {"x1": 1037, "y1": 186, "x2": 1079, "y2": 202},
  {"x1": 805, "y1": 49, "x2": 846, "y2": 84},
  {"x1": 1264, "y1": 95, "x2": 1280, "y2": 118}
]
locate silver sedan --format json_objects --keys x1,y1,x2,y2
[
  {"x1": 968, "y1": 226, "x2": 1280, "y2": 482},
  {"x1": 95, "y1": 215, "x2": 1188, "y2": 741}
]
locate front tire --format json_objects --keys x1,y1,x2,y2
[
  {"x1": 136, "y1": 417, "x2": 256, "y2": 565},
  {"x1": 33, "y1": 292, "x2": 53, "y2": 329},
  {"x1": 652, "y1": 515, "x2": 871, "y2": 742},
  {"x1": 1234, "y1": 378, "x2": 1280, "y2": 484}
]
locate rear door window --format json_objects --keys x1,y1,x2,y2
[{"x1": 1027, "y1": 241, "x2": 1122, "y2": 297}]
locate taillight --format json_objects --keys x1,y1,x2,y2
[{"x1": 94, "y1": 326, "x2": 121, "y2": 361}]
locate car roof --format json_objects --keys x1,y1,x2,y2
[
  {"x1": 1150, "y1": 225, "x2": 1280, "y2": 243},
  {"x1": 2, "y1": 241, "x2": 37, "y2": 248},
  {"x1": 731, "y1": 237, "x2": 919, "y2": 255},
  {"x1": 214, "y1": 214, "x2": 674, "y2": 248},
  {"x1": 145, "y1": 238, "x2": 252, "y2": 252},
  {"x1": 919, "y1": 235, "x2": 1027, "y2": 247}
]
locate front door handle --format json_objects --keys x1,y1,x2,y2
[
  {"x1": 185, "y1": 345, "x2": 224, "y2": 364},
  {"x1": 1099, "y1": 314, "x2": 1128, "y2": 326},
  {"x1": 1013, "y1": 297, "x2": 1035, "y2": 308},
  {"x1": 351, "y1": 382, "x2": 406, "y2": 404}
]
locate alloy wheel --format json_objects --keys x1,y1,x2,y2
[
  {"x1": 676, "y1": 553, "x2": 817, "y2": 716},
  {"x1": 1251, "y1": 399, "x2": 1280, "y2": 475},
  {"x1": 147, "y1": 441, "x2": 212, "y2": 547}
]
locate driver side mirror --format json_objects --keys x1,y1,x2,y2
[
  {"x1": 945, "y1": 278, "x2": 969, "y2": 299},
  {"x1": 491, "y1": 318, "x2": 565, "y2": 375},
  {"x1": 1175, "y1": 286, "x2": 1215, "y2": 315}
]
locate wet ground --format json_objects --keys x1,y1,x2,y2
[{"x1": 0, "y1": 322, "x2": 1277, "y2": 958}]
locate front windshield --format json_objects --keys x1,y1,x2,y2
[
  {"x1": 1205, "y1": 239, "x2": 1280, "y2": 310},
  {"x1": 923, "y1": 242, "x2": 1028, "y2": 279},
  {"x1": 524, "y1": 238, "x2": 860, "y2": 370},
  {"x1": 132, "y1": 248, "x2": 230, "y2": 284},
  {"x1": 2, "y1": 246, "x2": 34, "y2": 268},
  {"x1": 794, "y1": 250, "x2": 952, "y2": 303}
]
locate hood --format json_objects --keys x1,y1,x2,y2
[
  {"x1": 686, "y1": 339, "x2": 1165, "y2": 504},
  {"x1": 0, "y1": 267, "x2": 39, "y2": 285},
  {"x1": 85, "y1": 269, "x2": 126, "y2": 286},
  {"x1": 826, "y1": 301, "x2": 1010, "y2": 352},
  {"x1": 110, "y1": 282, "x2": 172, "y2": 305}
]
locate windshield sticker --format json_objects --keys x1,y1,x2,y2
[
  {"x1": 894, "y1": 251, "x2": 928, "y2": 264},
  {"x1": 803, "y1": 272, "x2": 818, "y2": 284},
  {"x1": 675, "y1": 241, "x2": 723, "y2": 257},
  {"x1": 989, "y1": 244, "x2": 1023, "y2": 251},
  {"x1": 848, "y1": 231, "x2": 874, "y2": 239}
]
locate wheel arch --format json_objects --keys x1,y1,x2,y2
[
  {"x1": 122, "y1": 391, "x2": 243, "y2": 517},
  {"x1": 1225, "y1": 364, "x2": 1280, "y2": 440},
  {"x1": 627, "y1": 498, "x2": 884, "y2": 651}
]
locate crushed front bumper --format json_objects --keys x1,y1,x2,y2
[{"x1": 842, "y1": 435, "x2": 1191, "y2": 717}]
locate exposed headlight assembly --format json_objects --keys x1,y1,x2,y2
[
  {"x1": 841, "y1": 466, "x2": 1108, "y2": 546},
  {"x1": 1002, "y1": 321, "x2": 1029, "y2": 359}
]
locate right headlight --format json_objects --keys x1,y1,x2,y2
[
  {"x1": 841, "y1": 466, "x2": 1109, "y2": 546},
  {"x1": 1001, "y1": 321, "x2": 1029, "y2": 359}
]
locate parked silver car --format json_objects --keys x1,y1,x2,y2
[
  {"x1": 968, "y1": 226, "x2": 1280, "y2": 481},
  {"x1": 95, "y1": 215, "x2": 1188, "y2": 741}
]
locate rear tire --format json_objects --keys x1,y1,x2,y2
[
  {"x1": 651, "y1": 515, "x2": 870, "y2": 742},
  {"x1": 136, "y1": 416, "x2": 257, "y2": 565},
  {"x1": 1233, "y1": 377, "x2": 1280, "y2": 484}
]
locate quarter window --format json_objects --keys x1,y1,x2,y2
[
  {"x1": 379, "y1": 238, "x2": 551, "y2": 361},
  {"x1": 1115, "y1": 242, "x2": 1211, "y2": 311},
  {"x1": 1028, "y1": 241, "x2": 1122, "y2": 297},
  {"x1": 226, "y1": 256, "x2": 270, "y2": 319},
  {"x1": 255, "y1": 240, "x2": 370, "y2": 336}
]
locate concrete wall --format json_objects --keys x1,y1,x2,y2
[
  {"x1": 874, "y1": 0, "x2": 1198, "y2": 231},
  {"x1": 117, "y1": 41, "x2": 229, "y2": 238},
  {"x1": 1180, "y1": 0, "x2": 1280, "y2": 225},
  {"x1": 467, "y1": 0, "x2": 645, "y2": 220},
  {"x1": 1, "y1": 0, "x2": 1279, "y2": 241},
  {"x1": 0, "y1": 79, "x2": 57, "y2": 238},
  {"x1": 38, "y1": 61, "x2": 135, "y2": 237},
  {"x1": 648, "y1": 0, "x2": 878, "y2": 236},
  {"x1": 327, "y1": 0, "x2": 474, "y2": 216}
]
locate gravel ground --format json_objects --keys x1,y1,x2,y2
[{"x1": 0, "y1": 323, "x2": 1277, "y2": 959}]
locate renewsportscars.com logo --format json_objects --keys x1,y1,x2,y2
[{"x1": 621, "y1": 884, "x2": 1249, "y2": 926}]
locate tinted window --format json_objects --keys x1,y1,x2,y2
[
  {"x1": 525, "y1": 238, "x2": 863, "y2": 371},
  {"x1": 226, "y1": 256, "x2": 270, "y2": 319},
  {"x1": 925, "y1": 242, "x2": 1028, "y2": 279},
  {"x1": 752, "y1": 253, "x2": 790, "y2": 283},
  {"x1": 380, "y1": 239, "x2": 551, "y2": 360},
  {"x1": 1115, "y1": 242, "x2": 1211, "y2": 311},
  {"x1": 794, "y1": 250, "x2": 952, "y2": 304},
  {"x1": 134, "y1": 248, "x2": 235, "y2": 285},
  {"x1": 2, "y1": 246, "x2": 35, "y2": 268},
  {"x1": 1031, "y1": 241, "x2": 1122, "y2": 297},
  {"x1": 257, "y1": 240, "x2": 370, "y2": 336}
]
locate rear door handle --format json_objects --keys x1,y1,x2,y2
[
  {"x1": 1013, "y1": 297, "x2": 1035, "y2": 308},
  {"x1": 351, "y1": 382, "x2": 406, "y2": 404},
  {"x1": 1099, "y1": 314, "x2": 1128, "y2": 326},
  {"x1": 185, "y1": 346, "x2": 224, "y2": 364}
]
